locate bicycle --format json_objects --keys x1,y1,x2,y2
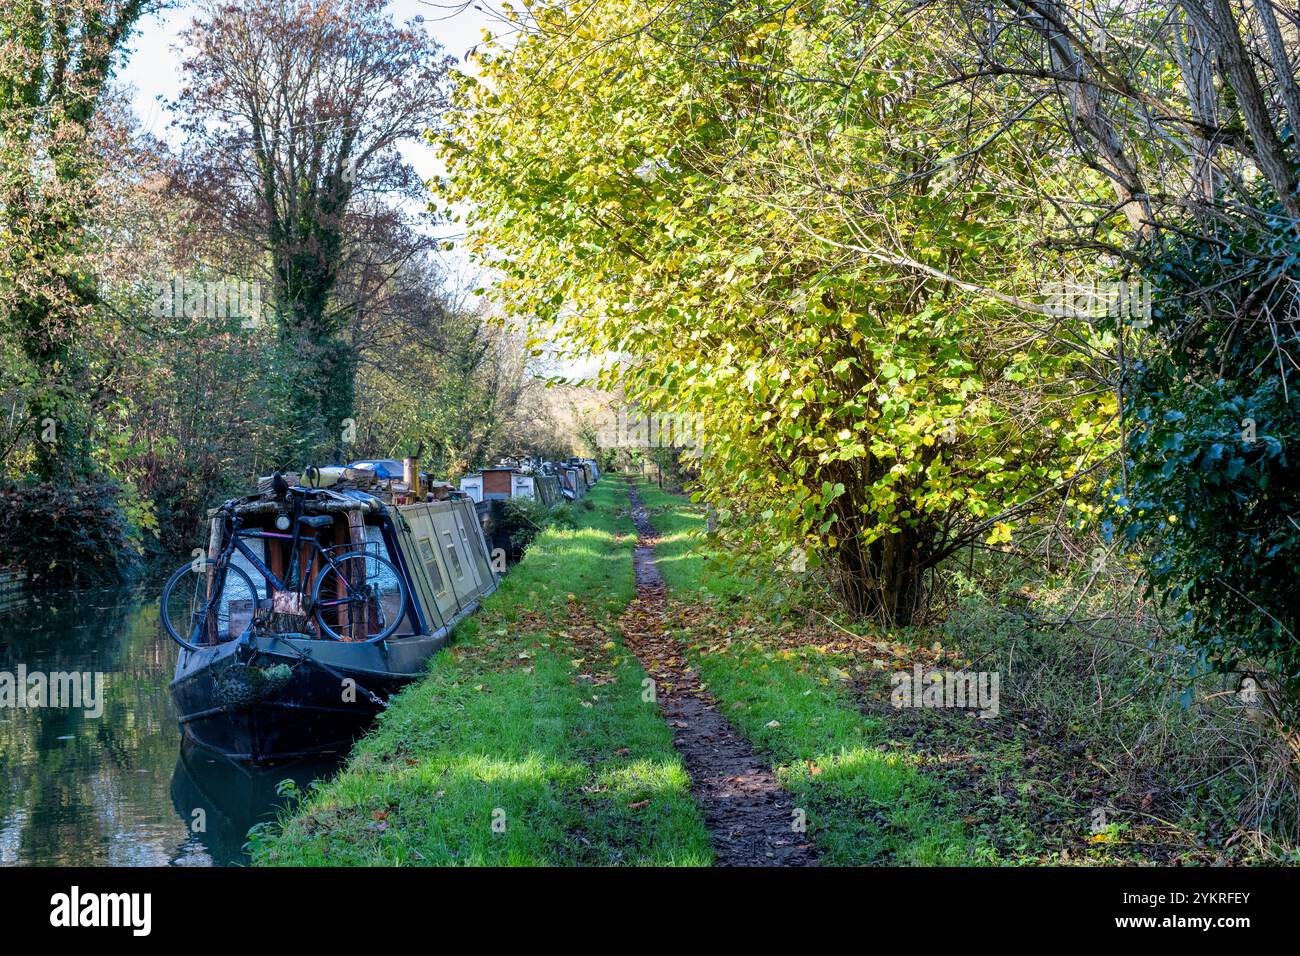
[{"x1": 160, "y1": 487, "x2": 409, "y2": 651}]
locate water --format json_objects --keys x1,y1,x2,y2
[{"x1": 0, "y1": 585, "x2": 339, "y2": 866}]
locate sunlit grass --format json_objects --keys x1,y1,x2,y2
[
  {"x1": 633, "y1": 477, "x2": 985, "y2": 864},
  {"x1": 255, "y1": 479, "x2": 712, "y2": 866}
]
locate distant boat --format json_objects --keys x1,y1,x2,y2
[
  {"x1": 160, "y1": 468, "x2": 498, "y2": 764},
  {"x1": 458, "y1": 465, "x2": 562, "y2": 506},
  {"x1": 458, "y1": 458, "x2": 597, "y2": 553}
]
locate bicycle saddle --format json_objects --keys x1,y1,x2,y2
[{"x1": 298, "y1": 514, "x2": 334, "y2": 530}]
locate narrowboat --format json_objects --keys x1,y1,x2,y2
[
  {"x1": 558, "y1": 464, "x2": 588, "y2": 500},
  {"x1": 532, "y1": 473, "x2": 562, "y2": 505},
  {"x1": 568, "y1": 457, "x2": 600, "y2": 485},
  {"x1": 160, "y1": 465, "x2": 498, "y2": 764},
  {"x1": 459, "y1": 463, "x2": 564, "y2": 554},
  {"x1": 459, "y1": 465, "x2": 560, "y2": 506}
]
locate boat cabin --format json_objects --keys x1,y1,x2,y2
[
  {"x1": 566, "y1": 458, "x2": 600, "y2": 485},
  {"x1": 459, "y1": 466, "x2": 513, "y2": 503},
  {"x1": 458, "y1": 466, "x2": 559, "y2": 506},
  {"x1": 206, "y1": 485, "x2": 497, "y2": 644},
  {"x1": 557, "y1": 464, "x2": 588, "y2": 500}
]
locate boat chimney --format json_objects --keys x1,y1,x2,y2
[{"x1": 404, "y1": 456, "x2": 422, "y2": 500}]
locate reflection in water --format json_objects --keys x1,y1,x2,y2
[
  {"x1": 0, "y1": 584, "x2": 340, "y2": 866},
  {"x1": 171, "y1": 743, "x2": 339, "y2": 866}
]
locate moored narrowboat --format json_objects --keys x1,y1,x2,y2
[
  {"x1": 558, "y1": 464, "x2": 588, "y2": 499},
  {"x1": 160, "y1": 467, "x2": 498, "y2": 764}
]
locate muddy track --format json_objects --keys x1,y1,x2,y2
[{"x1": 619, "y1": 479, "x2": 818, "y2": 867}]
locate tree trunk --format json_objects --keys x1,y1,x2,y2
[
  {"x1": 1007, "y1": 0, "x2": 1154, "y2": 236},
  {"x1": 1184, "y1": 0, "x2": 1300, "y2": 223},
  {"x1": 835, "y1": 522, "x2": 926, "y2": 626}
]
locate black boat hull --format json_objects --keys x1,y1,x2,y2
[{"x1": 170, "y1": 632, "x2": 448, "y2": 764}]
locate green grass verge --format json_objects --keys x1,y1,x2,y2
[
  {"x1": 634, "y1": 478, "x2": 987, "y2": 865},
  {"x1": 253, "y1": 480, "x2": 712, "y2": 866},
  {"x1": 640, "y1": 479, "x2": 1300, "y2": 865}
]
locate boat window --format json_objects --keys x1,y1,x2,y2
[
  {"x1": 442, "y1": 531, "x2": 464, "y2": 579},
  {"x1": 418, "y1": 537, "x2": 446, "y2": 596},
  {"x1": 230, "y1": 537, "x2": 268, "y2": 599}
]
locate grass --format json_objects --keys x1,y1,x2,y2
[
  {"x1": 257, "y1": 474, "x2": 1292, "y2": 866},
  {"x1": 634, "y1": 478, "x2": 984, "y2": 864},
  {"x1": 254, "y1": 480, "x2": 712, "y2": 866},
  {"x1": 637, "y1": 477, "x2": 1300, "y2": 865},
  {"x1": 923, "y1": 572, "x2": 1300, "y2": 864}
]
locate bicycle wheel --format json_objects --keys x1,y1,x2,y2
[
  {"x1": 160, "y1": 561, "x2": 260, "y2": 651},
  {"x1": 312, "y1": 552, "x2": 409, "y2": 642}
]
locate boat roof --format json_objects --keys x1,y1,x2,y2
[{"x1": 218, "y1": 484, "x2": 386, "y2": 517}]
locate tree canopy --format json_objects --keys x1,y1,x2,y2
[{"x1": 443, "y1": 0, "x2": 1120, "y2": 621}]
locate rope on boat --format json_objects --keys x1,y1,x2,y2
[{"x1": 264, "y1": 634, "x2": 389, "y2": 710}]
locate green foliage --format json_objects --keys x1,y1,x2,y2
[
  {"x1": 442, "y1": 0, "x2": 1118, "y2": 622},
  {"x1": 497, "y1": 496, "x2": 560, "y2": 554},
  {"x1": 0, "y1": 2, "x2": 151, "y2": 482},
  {"x1": 1118, "y1": 183, "x2": 1300, "y2": 695},
  {"x1": 352, "y1": 304, "x2": 528, "y2": 477},
  {"x1": 577, "y1": 420, "x2": 617, "y2": 474}
]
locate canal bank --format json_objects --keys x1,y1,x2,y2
[
  {"x1": 255, "y1": 476, "x2": 990, "y2": 867},
  {"x1": 254, "y1": 478, "x2": 713, "y2": 865}
]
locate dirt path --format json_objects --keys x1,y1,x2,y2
[{"x1": 618, "y1": 480, "x2": 818, "y2": 866}]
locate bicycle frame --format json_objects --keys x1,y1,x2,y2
[
  {"x1": 217, "y1": 495, "x2": 372, "y2": 613},
  {"x1": 225, "y1": 526, "x2": 325, "y2": 598}
]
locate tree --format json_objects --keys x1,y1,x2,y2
[
  {"x1": 1120, "y1": 181, "x2": 1300, "y2": 760},
  {"x1": 0, "y1": 0, "x2": 154, "y2": 480},
  {"x1": 174, "y1": 0, "x2": 451, "y2": 465},
  {"x1": 442, "y1": 0, "x2": 1117, "y2": 623},
  {"x1": 351, "y1": 262, "x2": 565, "y2": 477},
  {"x1": 944, "y1": 0, "x2": 1300, "y2": 757}
]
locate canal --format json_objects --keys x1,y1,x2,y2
[{"x1": 0, "y1": 585, "x2": 339, "y2": 866}]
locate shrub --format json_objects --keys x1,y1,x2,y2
[
  {"x1": 1118, "y1": 183, "x2": 1300, "y2": 759},
  {"x1": 497, "y1": 496, "x2": 556, "y2": 555},
  {"x1": 0, "y1": 479, "x2": 142, "y2": 586}
]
